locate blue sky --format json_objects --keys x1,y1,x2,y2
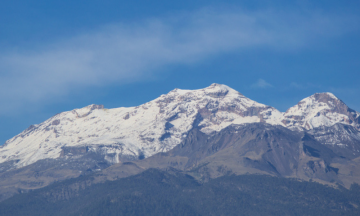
[{"x1": 0, "y1": 0, "x2": 360, "y2": 144}]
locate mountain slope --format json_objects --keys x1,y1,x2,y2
[
  {"x1": 0, "y1": 84, "x2": 283, "y2": 169},
  {"x1": 1, "y1": 168, "x2": 360, "y2": 216},
  {"x1": 93, "y1": 122, "x2": 360, "y2": 188}
]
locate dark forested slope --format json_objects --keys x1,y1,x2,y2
[{"x1": 0, "y1": 168, "x2": 359, "y2": 216}]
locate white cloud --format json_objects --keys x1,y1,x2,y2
[
  {"x1": 0, "y1": 8, "x2": 357, "y2": 114},
  {"x1": 251, "y1": 79, "x2": 273, "y2": 89}
]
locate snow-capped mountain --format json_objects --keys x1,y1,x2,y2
[
  {"x1": 0, "y1": 84, "x2": 282, "y2": 169},
  {"x1": 283, "y1": 92, "x2": 360, "y2": 131},
  {"x1": 282, "y1": 92, "x2": 360, "y2": 154},
  {"x1": 0, "y1": 84, "x2": 359, "y2": 170}
]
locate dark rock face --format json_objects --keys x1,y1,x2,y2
[
  {"x1": 107, "y1": 123, "x2": 343, "y2": 185},
  {"x1": 51, "y1": 120, "x2": 60, "y2": 125},
  {"x1": 75, "y1": 104, "x2": 104, "y2": 118},
  {"x1": 163, "y1": 123, "x2": 342, "y2": 182},
  {"x1": 60, "y1": 146, "x2": 89, "y2": 157},
  {"x1": 123, "y1": 113, "x2": 130, "y2": 120},
  {"x1": 89, "y1": 104, "x2": 104, "y2": 110},
  {"x1": 308, "y1": 123, "x2": 360, "y2": 159}
]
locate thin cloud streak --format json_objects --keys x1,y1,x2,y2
[{"x1": 0, "y1": 8, "x2": 357, "y2": 114}]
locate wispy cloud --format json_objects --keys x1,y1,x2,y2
[
  {"x1": 251, "y1": 79, "x2": 273, "y2": 89},
  {"x1": 0, "y1": 8, "x2": 357, "y2": 114}
]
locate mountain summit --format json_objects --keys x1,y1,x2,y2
[
  {"x1": 283, "y1": 92, "x2": 360, "y2": 130},
  {"x1": 0, "y1": 84, "x2": 359, "y2": 170}
]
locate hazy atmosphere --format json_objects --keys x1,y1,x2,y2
[{"x1": 1, "y1": 0, "x2": 359, "y2": 144}]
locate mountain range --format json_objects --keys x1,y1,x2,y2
[{"x1": 0, "y1": 83, "x2": 360, "y2": 203}]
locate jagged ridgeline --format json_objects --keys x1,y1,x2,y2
[{"x1": 0, "y1": 83, "x2": 360, "y2": 205}]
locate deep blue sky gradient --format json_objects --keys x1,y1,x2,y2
[{"x1": 0, "y1": 0, "x2": 359, "y2": 144}]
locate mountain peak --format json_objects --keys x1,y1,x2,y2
[
  {"x1": 73, "y1": 104, "x2": 104, "y2": 118},
  {"x1": 205, "y1": 83, "x2": 235, "y2": 91},
  {"x1": 207, "y1": 83, "x2": 231, "y2": 89},
  {"x1": 202, "y1": 83, "x2": 235, "y2": 98},
  {"x1": 163, "y1": 84, "x2": 241, "y2": 100},
  {"x1": 309, "y1": 92, "x2": 341, "y2": 104},
  {"x1": 299, "y1": 92, "x2": 349, "y2": 111},
  {"x1": 314, "y1": 92, "x2": 338, "y2": 99},
  {"x1": 283, "y1": 92, "x2": 359, "y2": 130}
]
